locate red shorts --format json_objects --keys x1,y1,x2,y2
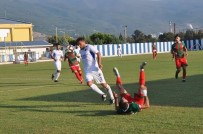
[
  {"x1": 70, "y1": 65, "x2": 81, "y2": 72},
  {"x1": 121, "y1": 93, "x2": 144, "y2": 106},
  {"x1": 175, "y1": 57, "x2": 188, "y2": 69}
]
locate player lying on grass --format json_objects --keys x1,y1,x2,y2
[
  {"x1": 64, "y1": 45, "x2": 84, "y2": 84},
  {"x1": 171, "y1": 34, "x2": 188, "y2": 82},
  {"x1": 113, "y1": 62, "x2": 150, "y2": 114}
]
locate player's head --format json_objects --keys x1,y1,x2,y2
[
  {"x1": 119, "y1": 97, "x2": 129, "y2": 113},
  {"x1": 55, "y1": 43, "x2": 61, "y2": 50},
  {"x1": 175, "y1": 34, "x2": 181, "y2": 42},
  {"x1": 67, "y1": 45, "x2": 74, "y2": 53},
  {"x1": 76, "y1": 37, "x2": 86, "y2": 49}
]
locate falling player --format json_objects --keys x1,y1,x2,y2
[
  {"x1": 171, "y1": 34, "x2": 188, "y2": 82},
  {"x1": 152, "y1": 43, "x2": 157, "y2": 60},
  {"x1": 51, "y1": 43, "x2": 64, "y2": 82},
  {"x1": 64, "y1": 45, "x2": 84, "y2": 84},
  {"x1": 76, "y1": 37, "x2": 115, "y2": 104},
  {"x1": 113, "y1": 62, "x2": 150, "y2": 114},
  {"x1": 24, "y1": 52, "x2": 28, "y2": 66},
  {"x1": 117, "y1": 45, "x2": 122, "y2": 57}
]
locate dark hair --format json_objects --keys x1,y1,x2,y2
[
  {"x1": 119, "y1": 100, "x2": 129, "y2": 112},
  {"x1": 175, "y1": 34, "x2": 180, "y2": 39},
  {"x1": 76, "y1": 37, "x2": 85, "y2": 45},
  {"x1": 55, "y1": 43, "x2": 61, "y2": 46}
]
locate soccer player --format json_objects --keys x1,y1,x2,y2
[
  {"x1": 152, "y1": 43, "x2": 157, "y2": 60},
  {"x1": 113, "y1": 62, "x2": 150, "y2": 114},
  {"x1": 74, "y1": 45, "x2": 81, "y2": 63},
  {"x1": 64, "y1": 45, "x2": 84, "y2": 84},
  {"x1": 51, "y1": 43, "x2": 64, "y2": 82},
  {"x1": 171, "y1": 34, "x2": 188, "y2": 82},
  {"x1": 24, "y1": 52, "x2": 28, "y2": 66},
  {"x1": 117, "y1": 46, "x2": 122, "y2": 57},
  {"x1": 76, "y1": 37, "x2": 115, "y2": 104}
]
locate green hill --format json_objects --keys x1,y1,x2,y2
[{"x1": 0, "y1": 0, "x2": 203, "y2": 35}]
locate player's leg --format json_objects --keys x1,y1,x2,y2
[
  {"x1": 54, "y1": 61, "x2": 61, "y2": 82},
  {"x1": 139, "y1": 62, "x2": 147, "y2": 86},
  {"x1": 181, "y1": 57, "x2": 188, "y2": 82},
  {"x1": 134, "y1": 62, "x2": 149, "y2": 108},
  {"x1": 86, "y1": 74, "x2": 107, "y2": 101},
  {"x1": 138, "y1": 62, "x2": 148, "y2": 95},
  {"x1": 175, "y1": 59, "x2": 181, "y2": 79},
  {"x1": 113, "y1": 67, "x2": 129, "y2": 94},
  {"x1": 71, "y1": 65, "x2": 83, "y2": 83},
  {"x1": 92, "y1": 69, "x2": 114, "y2": 103}
]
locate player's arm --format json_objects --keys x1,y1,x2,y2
[
  {"x1": 51, "y1": 51, "x2": 56, "y2": 61},
  {"x1": 171, "y1": 44, "x2": 176, "y2": 59},
  {"x1": 96, "y1": 52, "x2": 103, "y2": 69},
  {"x1": 89, "y1": 45, "x2": 103, "y2": 69},
  {"x1": 113, "y1": 92, "x2": 119, "y2": 111},
  {"x1": 141, "y1": 96, "x2": 150, "y2": 109},
  {"x1": 183, "y1": 43, "x2": 188, "y2": 56}
]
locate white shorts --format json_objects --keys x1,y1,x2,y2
[
  {"x1": 54, "y1": 61, "x2": 62, "y2": 71},
  {"x1": 85, "y1": 69, "x2": 106, "y2": 84}
]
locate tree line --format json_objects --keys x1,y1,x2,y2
[{"x1": 47, "y1": 29, "x2": 203, "y2": 45}]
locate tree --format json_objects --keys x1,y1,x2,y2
[
  {"x1": 89, "y1": 32, "x2": 122, "y2": 45},
  {"x1": 158, "y1": 32, "x2": 174, "y2": 42},
  {"x1": 132, "y1": 30, "x2": 146, "y2": 43},
  {"x1": 47, "y1": 35, "x2": 74, "y2": 46},
  {"x1": 184, "y1": 30, "x2": 195, "y2": 40}
]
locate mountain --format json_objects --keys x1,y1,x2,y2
[{"x1": 0, "y1": 0, "x2": 203, "y2": 36}]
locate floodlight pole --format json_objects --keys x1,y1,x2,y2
[
  {"x1": 55, "y1": 27, "x2": 58, "y2": 43},
  {"x1": 122, "y1": 25, "x2": 127, "y2": 43}
]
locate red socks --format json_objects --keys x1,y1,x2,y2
[{"x1": 116, "y1": 77, "x2": 122, "y2": 85}]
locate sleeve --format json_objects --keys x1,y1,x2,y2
[
  {"x1": 61, "y1": 51, "x2": 64, "y2": 57},
  {"x1": 182, "y1": 42, "x2": 186, "y2": 48},
  {"x1": 171, "y1": 44, "x2": 175, "y2": 51},
  {"x1": 89, "y1": 45, "x2": 99, "y2": 54},
  {"x1": 130, "y1": 103, "x2": 141, "y2": 112},
  {"x1": 51, "y1": 50, "x2": 55, "y2": 58}
]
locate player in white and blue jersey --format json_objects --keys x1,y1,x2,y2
[{"x1": 76, "y1": 37, "x2": 115, "y2": 104}]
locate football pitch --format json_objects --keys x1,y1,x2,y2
[{"x1": 0, "y1": 51, "x2": 203, "y2": 134}]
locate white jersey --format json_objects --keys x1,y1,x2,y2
[
  {"x1": 74, "y1": 47, "x2": 81, "y2": 62},
  {"x1": 80, "y1": 44, "x2": 99, "y2": 73},
  {"x1": 52, "y1": 50, "x2": 64, "y2": 61},
  {"x1": 117, "y1": 48, "x2": 122, "y2": 53}
]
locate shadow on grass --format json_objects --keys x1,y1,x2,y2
[
  {"x1": 0, "y1": 104, "x2": 116, "y2": 116},
  {"x1": 1, "y1": 74, "x2": 202, "y2": 116},
  {"x1": 19, "y1": 74, "x2": 203, "y2": 108}
]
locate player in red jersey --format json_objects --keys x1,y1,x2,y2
[
  {"x1": 113, "y1": 62, "x2": 150, "y2": 114},
  {"x1": 171, "y1": 34, "x2": 188, "y2": 82},
  {"x1": 24, "y1": 52, "x2": 28, "y2": 66},
  {"x1": 152, "y1": 43, "x2": 157, "y2": 60},
  {"x1": 64, "y1": 45, "x2": 84, "y2": 84}
]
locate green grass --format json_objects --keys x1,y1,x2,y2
[{"x1": 0, "y1": 51, "x2": 203, "y2": 134}]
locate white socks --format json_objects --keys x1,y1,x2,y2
[
  {"x1": 106, "y1": 84, "x2": 114, "y2": 100},
  {"x1": 55, "y1": 72, "x2": 60, "y2": 80},
  {"x1": 90, "y1": 84, "x2": 105, "y2": 95},
  {"x1": 53, "y1": 70, "x2": 60, "y2": 81}
]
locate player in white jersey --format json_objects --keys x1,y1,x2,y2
[
  {"x1": 74, "y1": 45, "x2": 81, "y2": 63},
  {"x1": 117, "y1": 46, "x2": 122, "y2": 57},
  {"x1": 76, "y1": 37, "x2": 115, "y2": 104},
  {"x1": 51, "y1": 43, "x2": 64, "y2": 82}
]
